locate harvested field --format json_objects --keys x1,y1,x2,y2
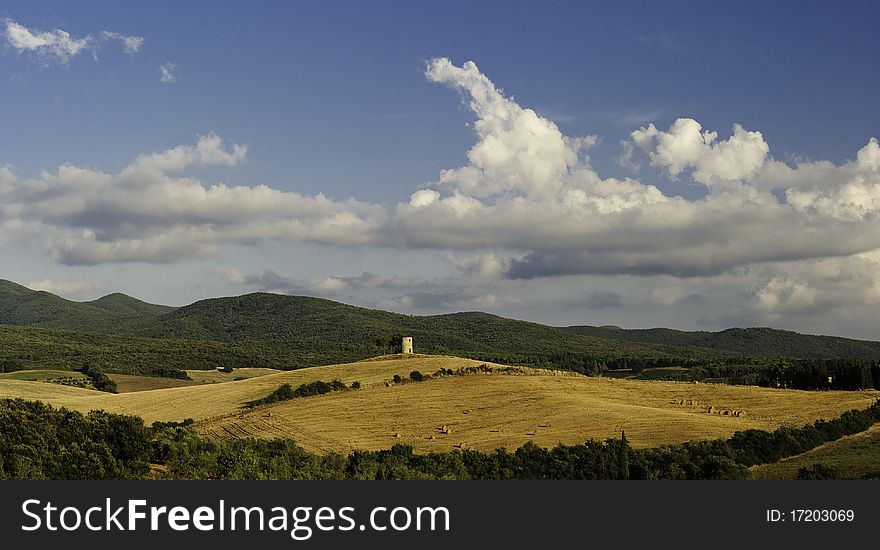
[
  {"x1": 108, "y1": 374, "x2": 204, "y2": 393},
  {"x1": 192, "y1": 358, "x2": 880, "y2": 454},
  {"x1": 0, "y1": 356, "x2": 506, "y2": 422},
  {"x1": 1, "y1": 355, "x2": 877, "y2": 454},
  {"x1": 0, "y1": 379, "x2": 104, "y2": 400},
  {"x1": 186, "y1": 368, "x2": 282, "y2": 384}
]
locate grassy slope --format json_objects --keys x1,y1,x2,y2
[
  {"x1": 750, "y1": 423, "x2": 880, "y2": 479},
  {"x1": 0, "y1": 369, "x2": 87, "y2": 381},
  {"x1": 2, "y1": 355, "x2": 875, "y2": 454},
  {"x1": 186, "y1": 368, "x2": 282, "y2": 383}
]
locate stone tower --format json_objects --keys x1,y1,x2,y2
[{"x1": 401, "y1": 336, "x2": 413, "y2": 354}]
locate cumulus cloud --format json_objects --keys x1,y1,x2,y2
[
  {"x1": 3, "y1": 18, "x2": 142, "y2": 65},
  {"x1": 25, "y1": 278, "x2": 105, "y2": 297},
  {"x1": 3, "y1": 134, "x2": 386, "y2": 264},
  {"x1": 159, "y1": 62, "x2": 178, "y2": 83},
  {"x1": 215, "y1": 267, "x2": 521, "y2": 313},
  {"x1": 395, "y1": 58, "x2": 880, "y2": 282},
  {"x1": 622, "y1": 118, "x2": 770, "y2": 185}
]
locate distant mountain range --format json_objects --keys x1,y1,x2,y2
[{"x1": 3, "y1": 279, "x2": 880, "y2": 374}]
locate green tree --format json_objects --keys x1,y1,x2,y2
[{"x1": 618, "y1": 430, "x2": 630, "y2": 480}]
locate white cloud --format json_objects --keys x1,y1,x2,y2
[
  {"x1": 99, "y1": 31, "x2": 143, "y2": 54},
  {"x1": 424, "y1": 57, "x2": 598, "y2": 199},
  {"x1": 4, "y1": 19, "x2": 91, "y2": 64},
  {"x1": 0, "y1": 164, "x2": 15, "y2": 194},
  {"x1": 649, "y1": 286, "x2": 690, "y2": 306},
  {"x1": 3, "y1": 18, "x2": 142, "y2": 65},
  {"x1": 394, "y1": 58, "x2": 880, "y2": 282},
  {"x1": 25, "y1": 278, "x2": 105, "y2": 297},
  {"x1": 4, "y1": 134, "x2": 386, "y2": 264},
  {"x1": 624, "y1": 118, "x2": 770, "y2": 185},
  {"x1": 446, "y1": 253, "x2": 507, "y2": 280},
  {"x1": 857, "y1": 137, "x2": 880, "y2": 171},
  {"x1": 159, "y1": 62, "x2": 178, "y2": 83}
]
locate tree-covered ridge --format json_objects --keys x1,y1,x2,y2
[
  {"x1": 84, "y1": 293, "x2": 175, "y2": 316},
  {"x1": 564, "y1": 325, "x2": 880, "y2": 359},
  {"x1": 4, "y1": 279, "x2": 880, "y2": 381},
  {"x1": 0, "y1": 325, "x2": 378, "y2": 377},
  {"x1": 0, "y1": 279, "x2": 171, "y2": 331}
]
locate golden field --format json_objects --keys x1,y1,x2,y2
[{"x1": 1, "y1": 355, "x2": 877, "y2": 454}]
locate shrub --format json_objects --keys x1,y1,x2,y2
[
  {"x1": 351, "y1": 381, "x2": 361, "y2": 390},
  {"x1": 409, "y1": 370, "x2": 424, "y2": 382},
  {"x1": 797, "y1": 463, "x2": 840, "y2": 480},
  {"x1": 392, "y1": 374, "x2": 402, "y2": 384},
  {"x1": 218, "y1": 365, "x2": 234, "y2": 374}
]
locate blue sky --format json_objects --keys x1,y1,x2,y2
[{"x1": 1, "y1": 1, "x2": 880, "y2": 338}]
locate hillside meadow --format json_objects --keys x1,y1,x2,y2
[{"x1": 1, "y1": 355, "x2": 877, "y2": 455}]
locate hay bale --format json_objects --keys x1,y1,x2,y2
[{"x1": 394, "y1": 433, "x2": 401, "y2": 438}]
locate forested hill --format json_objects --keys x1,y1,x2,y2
[
  {"x1": 0, "y1": 279, "x2": 165, "y2": 331},
  {"x1": 3, "y1": 278, "x2": 880, "y2": 364},
  {"x1": 85, "y1": 293, "x2": 175, "y2": 316},
  {"x1": 563, "y1": 325, "x2": 880, "y2": 359},
  {"x1": 124, "y1": 293, "x2": 668, "y2": 360}
]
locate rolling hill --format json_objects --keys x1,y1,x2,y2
[{"x1": 1, "y1": 355, "x2": 876, "y2": 454}]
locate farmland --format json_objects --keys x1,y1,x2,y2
[{"x1": 1, "y1": 355, "x2": 876, "y2": 455}]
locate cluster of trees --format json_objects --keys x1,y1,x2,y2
[
  {"x1": 79, "y1": 363, "x2": 118, "y2": 393},
  {"x1": 544, "y1": 353, "x2": 710, "y2": 375},
  {"x1": 3, "y1": 398, "x2": 878, "y2": 480},
  {"x1": 541, "y1": 352, "x2": 880, "y2": 392},
  {"x1": 246, "y1": 380, "x2": 353, "y2": 408},
  {"x1": 0, "y1": 359, "x2": 26, "y2": 373},
  {"x1": 0, "y1": 399, "x2": 149, "y2": 479}
]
